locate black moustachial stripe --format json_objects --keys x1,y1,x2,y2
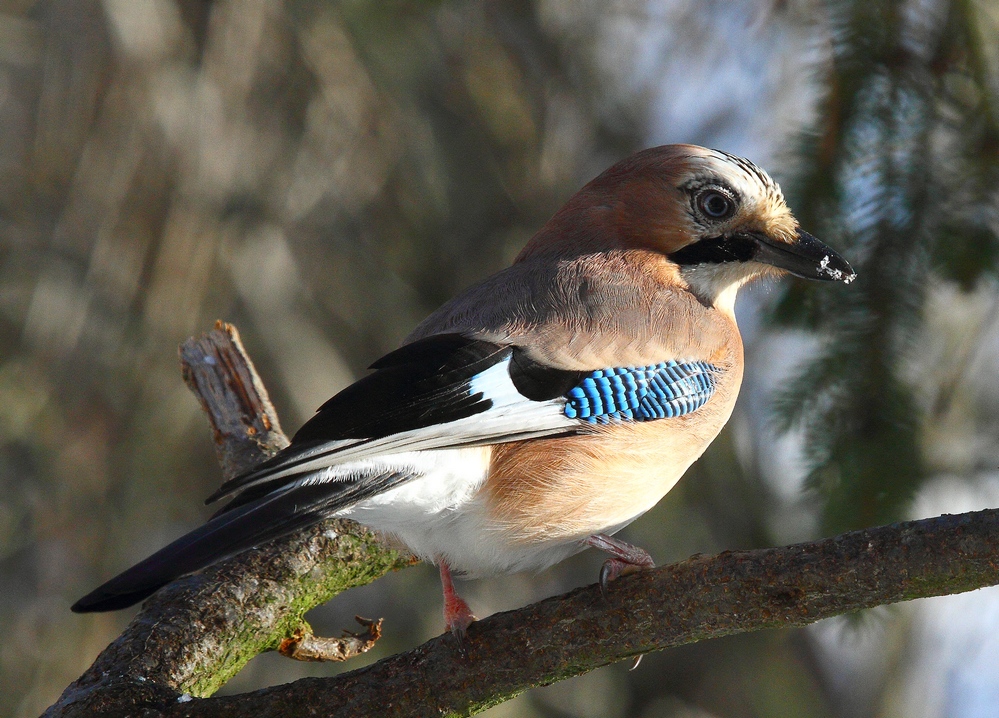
[{"x1": 668, "y1": 232, "x2": 758, "y2": 266}]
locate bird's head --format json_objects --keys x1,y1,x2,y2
[{"x1": 520, "y1": 144, "x2": 855, "y2": 312}]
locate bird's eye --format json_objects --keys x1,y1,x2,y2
[{"x1": 696, "y1": 189, "x2": 736, "y2": 221}]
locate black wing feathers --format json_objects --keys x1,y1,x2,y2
[
  {"x1": 293, "y1": 333, "x2": 511, "y2": 443},
  {"x1": 204, "y1": 334, "x2": 512, "y2": 507},
  {"x1": 509, "y1": 347, "x2": 587, "y2": 401}
]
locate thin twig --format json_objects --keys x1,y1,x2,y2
[{"x1": 278, "y1": 616, "x2": 384, "y2": 662}]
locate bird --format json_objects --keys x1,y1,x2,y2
[{"x1": 72, "y1": 145, "x2": 855, "y2": 636}]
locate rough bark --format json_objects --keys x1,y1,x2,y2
[{"x1": 45, "y1": 322, "x2": 999, "y2": 718}]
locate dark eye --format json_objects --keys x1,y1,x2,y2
[{"x1": 696, "y1": 189, "x2": 736, "y2": 220}]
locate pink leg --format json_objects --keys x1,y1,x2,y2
[
  {"x1": 585, "y1": 533, "x2": 655, "y2": 598},
  {"x1": 439, "y1": 560, "x2": 476, "y2": 639}
]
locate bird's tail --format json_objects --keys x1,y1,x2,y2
[{"x1": 71, "y1": 479, "x2": 384, "y2": 613}]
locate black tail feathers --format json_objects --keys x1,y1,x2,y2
[
  {"x1": 72, "y1": 484, "x2": 335, "y2": 613},
  {"x1": 71, "y1": 471, "x2": 410, "y2": 613}
]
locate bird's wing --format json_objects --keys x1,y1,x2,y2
[
  {"x1": 204, "y1": 333, "x2": 587, "y2": 511},
  {"x1": 207, "y1": 332, "x2": 723, "y2": 514}
]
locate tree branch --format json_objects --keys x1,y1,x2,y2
[
  {"x1": 174, "y1": 509, "x2": 999, "y2": 717},
  {"x1": 46, "y1": 322, "x2": 999, "y2": 717}
]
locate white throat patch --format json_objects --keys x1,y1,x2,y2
[{"x1": 680, "y1": 261, "x2": 765, "y2": 315}]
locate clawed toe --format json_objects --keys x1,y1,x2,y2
[
  {"x1": 587, "y1": 533, "x2": 655, "y2": 599},
  {"x1": 598, "y1": 558, "x2": 626, "y2": 598},
  {"x1": 445, "y1": 597, "x2": 476, "y2": 640}
]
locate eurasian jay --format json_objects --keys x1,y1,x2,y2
[{"x1": 72, "y1": 145, "x2": 854, "y2": 635}]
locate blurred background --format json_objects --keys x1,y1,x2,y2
[{"x1": 2, "y1": 0, "x2": 998, "y2": 716}]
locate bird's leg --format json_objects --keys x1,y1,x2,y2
[
  {"x1": 585, "y1": 533, "x2": 655, "y2": 598},
  {"x1": 438, "y1": 559, "x2": 476, "y2": 639}
]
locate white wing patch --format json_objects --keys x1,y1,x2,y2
[{"x1": 232, "y1": 356, "x2": 577, "y2": 491}]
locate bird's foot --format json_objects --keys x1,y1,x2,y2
[
  {"x1": 439, "y1": 560, "x2": 476, "y2": 647},
  {"x1": 444, "y1": 592, "x2": 476, "y2": 638},
  {"x1": 585, "y1": 533, "x2": 655, "y2": 599}
]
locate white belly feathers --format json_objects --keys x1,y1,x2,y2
[{"x1": 335, "y1": 446, "x2": 588, "y2": 577}]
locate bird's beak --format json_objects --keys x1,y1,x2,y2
[{"x1": 752, "y1": 228, "x2": 856, "y2": 283}]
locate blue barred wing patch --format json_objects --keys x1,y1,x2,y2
[{"x1": 564, "y1": 361, "x2": 720, "y2": 424}]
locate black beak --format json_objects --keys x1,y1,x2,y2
[{"x1": 753, "y1": 228, "x2": 856, "y2": 283}]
